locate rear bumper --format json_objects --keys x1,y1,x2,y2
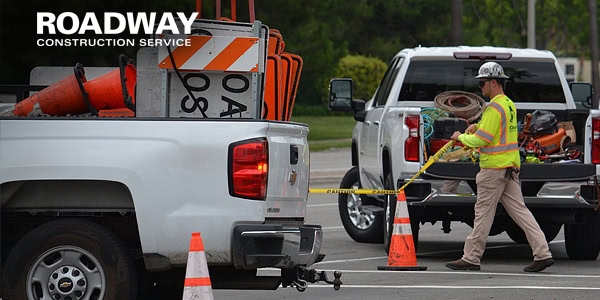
[
  {"x1": 401, "y1": 178, "x2": 598, "y2": 208},
  {"x1": 231, "y1": 223, "x2": 323, "y2": 270}
]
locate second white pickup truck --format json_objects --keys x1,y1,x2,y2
[{"x1": 329, "y1": 46, "x2": 600, "y2": 261}]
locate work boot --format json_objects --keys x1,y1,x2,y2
[
  {"x1": 523, "y1": 258, "x2": 554, "y2": 272},
  {"x1": 445, "y1": 259, "x2": 480, "y2": 270}
]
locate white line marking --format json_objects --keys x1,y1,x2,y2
[
  {"x1": 317, "y1": 269, "x2": 600, "y2": 278},
  {"x1": 316, "y1": 240, "x2": 566, "y2": 265},
  {"x1": 307, "y1": 203, "x2": 337, "y2": 207},
  {"x1": 315, "y1": 256, "x2": 387, "y2": 265},
  {"x1": 322, "y1": 226, "x2": 344, "y2": 231},
  {"x1": 308, "y1": 285, "x2": 600, "y2": 290}
]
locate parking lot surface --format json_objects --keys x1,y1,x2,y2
[{"x1": 215, "y1": 149, "x2": 600, "y2": 299}]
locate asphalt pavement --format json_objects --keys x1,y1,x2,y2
[
  {"x1": 308, "y1": 147, "x2": 351, "y2": 184},
  {"x1": 215, "y1": 147, "x2": 600, "y2": 299}
]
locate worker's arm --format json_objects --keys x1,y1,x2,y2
[{"x1": 458, "y1": 108, "x2": 500, "y2": 148}]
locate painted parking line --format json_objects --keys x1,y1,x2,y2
[
  {"x1": 315, "y1": 240, "x2": 565, "y2": 265},
  {"x1": 317, "y1": 269, "x2": 600, "y2": 279},
  {"x1": 308, "y1": 284, "x2": 600, "y2": 290},
  {"x1": 307, "y1": 203, "x2": 337, "y2": 208},
  {"x1": 322, "y1": 226, "x2": 344, "y2": 231}
]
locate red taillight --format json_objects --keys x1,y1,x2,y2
[
  {"x1": 229, "y1": 138, "x2": 268, "y2": 200},
  {"x1": 405, "y1": 115, "x2": 420, "y2": 162},
  {"x1": 592, "y1": 118, "x2": 600, "y2": 164}
]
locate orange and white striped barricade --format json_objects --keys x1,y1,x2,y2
[
  {"x1": 378, "y1": 190, "x2": 427, "y2": 271},
  {"x1": 182, "y1": 232, "x2": 214, "y2": 300},
  {"x1": 156, "y1": 18, "x2": 267, "y2": 119}
]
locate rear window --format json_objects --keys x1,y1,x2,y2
[{"x1": 398, "y1": 61, "x2": 566, "y2": 103}]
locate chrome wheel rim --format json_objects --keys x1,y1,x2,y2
[
  {"x1": 346, "y1": 182, "x2": 375, "y2": 230},
  {"x1": 26, "y1": 246, "x2": 106, "y2": 300}
]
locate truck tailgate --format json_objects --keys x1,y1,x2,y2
[
  {"x1": 426, "y1": 162, "x2": 596, "y2": 181},
  {"x1": 265, "y1": 122, "x2": 309, "y2": 218}
]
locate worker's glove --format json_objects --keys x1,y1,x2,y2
[{"x1": 466, "y1": 124, "x2": 478, "y2": 134}]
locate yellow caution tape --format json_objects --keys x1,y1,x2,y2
[
  {"x1": 310, "y1": 140, "x2": 456, "y2": 195},
  {"x1": 308, "y1": 188, "x2": 399, "y2": 195}
]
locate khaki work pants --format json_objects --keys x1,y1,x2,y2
[{"x1": 462, "y1": 168, "x2": 553, "y2": 265}]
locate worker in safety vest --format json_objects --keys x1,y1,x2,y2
[{"x1": 445, "y1": 62, "x2": 554, "y2": 272}]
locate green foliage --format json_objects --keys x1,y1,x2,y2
[
  {"x1": 292, "y1": 104, "x2": 331, "y2": 116},
  {"x1": 331, "y1": 55, "x2": 387, "y2": 102},
  {"x1": 2, "y1": 0, "x2": 599, "y2": 105},
  {"x1": 291, "y1": 115, "x2": 356, "y2": 141}
]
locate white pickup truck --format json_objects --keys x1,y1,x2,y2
[
  {"x1": 0, "y1": 18, "x2": 334, "y2": 300},
  {"x1": 329, "y1": 46, "x2": 600, "y2": 260}
]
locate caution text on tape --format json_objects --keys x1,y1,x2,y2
[{"x1": 309, "y1": 188, "x2": 400, "y2": 195}]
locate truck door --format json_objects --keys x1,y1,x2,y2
[{"x1": 360, "y1": 58, "x2": 401, "y2": 190}]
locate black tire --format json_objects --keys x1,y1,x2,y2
[
  {"x1": 338, "y1": 166, "x2": 383, "y2": 243},
  {"x1": 383, "y1": 172, "x2": 419, "y2": 254},
  {"x1": 506, "y1": 222, "x2": 562, "y2": 244},
  {"x1": 565, "y1": 212, "x2": 600, "y2": 260},
  {"x1": 2, "y1": 218, "x2": 137, "y2": 300}
]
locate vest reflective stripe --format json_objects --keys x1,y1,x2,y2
[
  {"x1": 479, "y1": 143, "x2": 518, "y2": 154},
  {"x1": 488, "y1": 102, "x2": 507, "y2": 145},
  {"x1": 475, "y1": 128, "x2": 494, "y2": 143},
  {"x1": 476, "y1": 94, "x2": 521, "y2": 169}
]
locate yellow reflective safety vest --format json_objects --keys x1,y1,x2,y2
[{"x1": 458, "y1": 94, "x2": 520, "y2": 169}]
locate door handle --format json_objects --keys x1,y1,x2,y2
[
  {"x1": 373, "y1": 121, "x2": 380, "y2": 126},
  {"x1": 290, "y1": 145, "x2": 299, "y2": 165},
  {"x1": 365, "y1": 121, "x2": 371, "y2": 126}
]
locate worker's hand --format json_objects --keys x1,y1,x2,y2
[
  {"x1": 466, "y1": 124, "x2": 477, "y2": 134},
  {"x1": 451, "y1": 131, "x2": 461, "y2": 141}
]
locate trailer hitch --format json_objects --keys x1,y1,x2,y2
[{"x1": 281, "y1": 266, "x2": 342, "y2": 292}]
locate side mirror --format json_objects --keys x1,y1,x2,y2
[
  {"x1": 329, "y1": 78, "x2": 353, "y2": 112},
  {"x1": 352, "y1": 99, "x2": 367, "y2": 122},
  {"x1": 570, "y1": 82, "x2": 593, "y2": 108}
]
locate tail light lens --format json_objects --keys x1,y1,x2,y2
[
  {"x1": 593, "y1": 118, "x2": 600, "y2": 164},
  {"x1": 405, "y1": 115, "x2": 420, "y2": 162},
  {"x1": 228, "y1": 138, "x2": 268, "y2": 200}
]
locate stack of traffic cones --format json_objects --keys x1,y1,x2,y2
[
  {"x1": 378, "y1": 190, "x2": 427, "y2": 271},
  {"x1": 182, "y1": 232, "x2": 214, "y2": 300},
  {"x1": 8, "y1": 55, "x2": 136, "y2": 117}
]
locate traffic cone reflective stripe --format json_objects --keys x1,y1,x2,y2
[
  {"x1": 378, "y1": 190, "x2": 427, "y2": 271},
  {"x1": 182, "y1": 232, "x2": 214, "y2": 300}
]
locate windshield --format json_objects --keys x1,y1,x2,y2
[{"x1": 398, "y1": 60, "x2": 566, "y2": 103}]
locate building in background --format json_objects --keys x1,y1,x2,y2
[{"x1": 557, "y1": 57, "x2": 600, "y2": 84}]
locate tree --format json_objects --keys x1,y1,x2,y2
[
  {"x1": 589, "y1": 0, "x2": 600, "y2": 107},
  {"x1": 452, "y1": 0, "x2": 464, "y2": 45},
  {"x1": 332, "y1": 55, "x2": 387, "y2": 101}
]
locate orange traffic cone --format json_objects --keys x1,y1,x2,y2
[
  {"x1": 182, "y1": 233, "x2": 214, "y2": 300},
  {"x1": 378, "y1": 190, "x2": 427, "y2": 271},
  {"x1": 11, "y1": 63, "x2": 89, "y2": 116},
  {"x1": 84, "y1": 55, "x2": 136, "y2": 112}
]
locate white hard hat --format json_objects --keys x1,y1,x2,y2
[{"x1": 476, "y1": 62, "x2": 509, "y2": 79}]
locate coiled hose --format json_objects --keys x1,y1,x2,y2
[{"x1": 434, "y1": 91, "x2": 486, "y2": 123}]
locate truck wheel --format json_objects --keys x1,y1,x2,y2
[
  {"x1": 565, "y1": 212, "x2": 600, "y2": 260},
  {"x1": 1, "y1": 219, "x2": 137, "y2": 300},
  {"x1": 383, "y1": 172, "x2": 419, "y2": 254},
  {"x1": 338, "y1": 166, "x2": 383, "y2": 243},
  {"x1": 505, "y1": 222, "x2": 562, "y2": 244}
]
